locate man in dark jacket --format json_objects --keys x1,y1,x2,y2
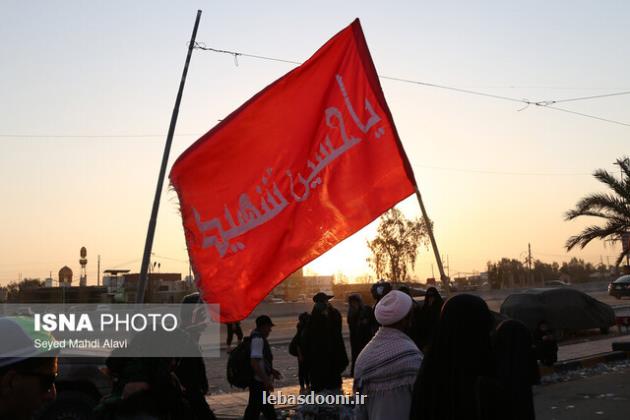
[
  {"x1": 305, "y1": 292, "x2": 349, "y2": 392},
  {"x1": 244, "y1": 315, "x2": 280, "y2": 420},
  {"x1": 177, "y1": 292, "x2": 216, "y2": 420}
]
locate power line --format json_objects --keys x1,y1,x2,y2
[
  {"x1": 4, "y1": 48, "x2": 629, "y2": 138},
  {"x1": 194, "y1": 43, "x2": 533, "y2": 106},
  {"x1": 544, "y1": 105, "x2": 630, "y2": 128},
  {"x1": 414, "y1": 164, "x2": 618, "y2": 177},
  {"x1": 456, "y1": 86, "x2": 630, "y2": 90},
  {"x1": 379, "y1": 75, "x2": 530, "y2": 105},
  {"x1": 193, "y1": 44, "x2": 630, "y2": 128},
  {"x1": 551, "y1": 90, "x2": 630, "y2": 104},
  {"x1": 193, "y1": 43, "x2": 302, "y2": 65},
  {"x1": 0, "y1": 133, "x2": 200, "y2": 139},
  {"x1": 151, "y1": 253, "x2": 189, "y2": 264}
]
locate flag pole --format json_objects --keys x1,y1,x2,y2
[
  {"x1": 136, "y1": 10, "x2": 202, "y2": 303},
  {"x1": 414, "y1": 188, "x2": 451, "y2": 297}
]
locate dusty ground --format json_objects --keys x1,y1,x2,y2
[{"x1": 535, "y1": 361, "x2": 630, "y2": 420}]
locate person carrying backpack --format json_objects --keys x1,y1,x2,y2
[{"x1": 243, "y1": 315, "x2": 281, "y2": 420}]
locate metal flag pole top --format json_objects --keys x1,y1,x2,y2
[
  {"x1": 414, "y1": 188, "x2": 451, "y2": 297},
  {"x1": 136, "y1": 10, "x2": 202, "y2": 303}
]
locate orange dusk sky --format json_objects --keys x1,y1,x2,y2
[{"x1": 1, "y1": 1, "x2": 628, "y2": 285}]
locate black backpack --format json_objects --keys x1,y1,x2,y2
[{"x1": 226, "y1": 337, "x2": 253, "y2": 388}]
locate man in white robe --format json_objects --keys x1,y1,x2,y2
[{"x1": 353, "y1": 290, "x2": 423, "y2": 419}]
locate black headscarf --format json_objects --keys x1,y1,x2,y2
[
  {"x1": 347, "y1": 294, "x2": 362, "y2": 331},
  {"x1": 491, "y1": 320, "x2": 539, "y2": 420},
  {"x1": 422, "y1": 287, "x2": 444, "y2": 308},
  {"x1": 412, "y1": 287, "x2": 444, "y2": 351},
  {"x1": 305, "y1": 302, "x2": 348, "y2": 391},
  {"x1": 410, "y1": 294, "x2": 494, "y2": 420}
]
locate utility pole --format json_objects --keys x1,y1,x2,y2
[
  {"x1": 136, "y1": 10, "x2": 202, "y2": 303},
  {"x1": 97, "y1": 255, "x2": 101, "y2": 286},
  {"x1": 414, "y1": 188, "x2": 450, "y2": 296}
]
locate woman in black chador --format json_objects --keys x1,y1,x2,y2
[
  {"x1": 486, "y1": 319, "x2": 539, "y2": 420},
  {"x1": 412, "y1": 287, "x2": 444, "y2": 352},
  {"x1": 347, "y1": 294, "x2": 375, "y2": 376},
  {"x1": 304, "y1": 293, "x2": 348, "y2": 392},
  {"x1": 410, "y1": 294, "x2": 495, "y2": 420}
]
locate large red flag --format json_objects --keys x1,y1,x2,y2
[{"x1": 170, "y1": 19, "x2": 417, "y2": 322}]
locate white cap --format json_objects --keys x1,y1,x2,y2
[{"x1": 374, "y1": 290, "x2": 413, "y2": 326}]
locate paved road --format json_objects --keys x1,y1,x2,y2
[
  {"x1": 208, "y1": 362, "x2": 630, "y2": 418},
  {"x1": 205, "y1": 284, "x2": 629, "y2": 394},
  {"x1": 535, "y1": 365, "x2": 630, "y2": 420},
  {"x1": 220, "y1": 285, "x2": 628, "y2": 346}
]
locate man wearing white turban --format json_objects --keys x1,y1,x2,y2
[{"x1": 353, "y1": 290, "x2": 423, "y2": 420}]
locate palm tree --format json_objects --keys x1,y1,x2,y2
[{"x1": 565, "y1": 157, "x2": 630, "y2": 266}]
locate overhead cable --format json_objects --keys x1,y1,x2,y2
[
  {"x1": 194, "y1": 43, "x2": 630, "y2": 128},
  {"x1": 0, "y1": 133, "x2": 199, "y2": 139},
  {"x1": 544, "y1": 105, "x2": 630, "y2": 128}
]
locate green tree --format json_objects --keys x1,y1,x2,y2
[
  {"x1": 559, "y1": 258, "x2": 596, "y2": 283},
  {"x1": 565, "y1": 157, "x2": 630, "y2": 266},
  {"x1": 6, "y1": 278, "x2": 44, "y2": 300},
  {"x1": 487, "y1": 258, "x2": 527, "y2": 289},
  {"x1": 532, "y1": 260, "x2": 560, "y2": 283},
  {"x1": 366, "y1": 208, "x2": 429, "y2": 282}
]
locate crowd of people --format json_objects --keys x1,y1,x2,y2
[
  {"x1": 0, "y1": 284, "x2": 557, "y2": 420},
  {"x1": 252, "y1": 281, "x2": 551, "y2": 420}
]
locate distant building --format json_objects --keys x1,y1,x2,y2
[
  {"x1": 58, "y1": 266, "x2": 73, "y2": 287},
  {"x1": 332, "y1": 282, "x2": 375, "y2": 304},
  {"x1": 453, "y1": 277, "x2": 467, "y2": 288},
  {"x1": 12, "y1": 270, "x2": 193, "y2": 304},
  {"x1": 44, "y1": 278, "x2": 54, "y2": 288},
  {"x1": 273, "y1": 268, "x2": 334, "y2": 302},
  {"x1": 102, "y1": 269, "x2": 130, "y2": 291},
  {"x1": 13, "y1": 286, "x2": 108, "y2": 304},
  {"x1": 108, "y1": 272, "x2": 194, "y2": 303}
]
